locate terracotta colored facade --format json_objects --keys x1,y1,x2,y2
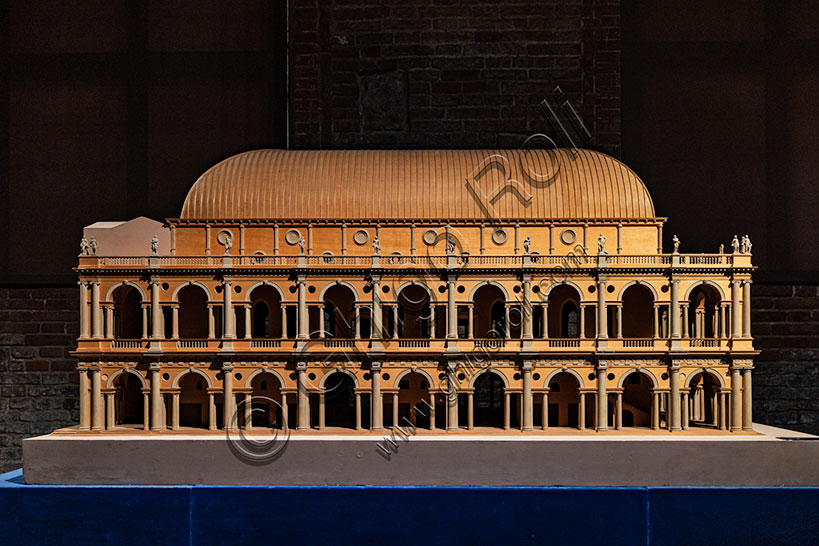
[{"x1": 73, "y1": 149, "x2": 756, "y2": 433}]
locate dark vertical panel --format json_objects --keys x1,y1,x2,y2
[
  {"x1": 127, "y1": 0, "x2": 149, "y2": 219},
  {"x1": 0, "y1": 2, "x2": 8, "y2": 280}
]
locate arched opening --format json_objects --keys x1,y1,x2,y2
[
  {"x1": 548, "y1": 285, "x2": 582, "y2": 338},
  {"x1": 473, "y1": 284, "x2": 505, "y2": 338},
  {"x1": 323, "y1": 373, "x2": 356, "y2": 429},
  {"x1": 473, "y1": 371, "x2": 505, "y2": 428},
  {"x1": 250, "y1": 372, "x2": 284, "y2": 428},
  {"x1": 688, "y1": 284, "x2": 721, "y2": 339},
  {"x1": 323, "y1": 284, "x2": 356, "y2": 338},
  {"x1": 622, "y1": 284, "x2": 654, "y2": 338},
  {"x1": 548, "y1": 372, "x2": 580, "y2": 427},
  {"x1": 114, "y1": 372, "x2": 143, "y2": 426},
  {"x1": 688, "y1": 371, "x2": 721, "y2": 427},
  {"x1": 112, "y1": 285, "x2": 142, "y2": 339},
  {"x1": 249, "y1": 285, "x2": 282, "y2": 338},
  {"x1": 622, "y1": 371, "x2": 653, "y2": 428},
  {"x1": 397, "y1": 372, "x2": 432, "y2": 428},
  {"x1": 397, "y1": 285, "x2": 431, "y2": 338},
  {"x1": 178, "y1": 373, "x2": 208, "y2": 428},
  {"x1": 177, "y1": 285, "x2": 209, "y2": 339}
]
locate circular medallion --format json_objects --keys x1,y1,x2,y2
[
  {"x1": 284, "y1": 229, "x2": 302, "y2": 245},
  {"x1": 422, "y1": 229, "x2": 438, "y2": 246},
  {"x1": 353, "y1": 229, "x2": 370, "y2": 245},
  {"x1": 560, "y1": 228, "x2": 577, "y2": 245},
  {"x1": 491, "y1": 228, "x2": 508, "y2": 245}
]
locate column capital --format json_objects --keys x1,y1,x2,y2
[
  {"x1": 295, "y1": 361, "x2": 307, "y2": 372},
  {"x1": 521, "y1": 360, "x2": 533, "y2": 371},
  {"x1": 370, "y1": 361, "x2": 382, "y2": 371},
  {"x1": 149, "y1": 363, "x2": 162, "y2": 372},
  {"x1": 221, "y1": 363, "x2": 235, "y2": 372}
]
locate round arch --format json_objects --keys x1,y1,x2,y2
[
  {"x1": 244, "y1": 367, "x2": 287, "y2": 389},
  {"x1": 468, "y1": 281, "x2": 509, "y2": 302},
  {"x1": 106, "y1": 281, "x2": 147, "y2": 302},
  {"x1": 391, "y1": 367, "x2": 437, "y2": 390},
  {"x1": 542, "y1": 368, "x2": 586, "y2": 389},
  {"x1": 171, "y1": 281, "x2": 213, "y2": 303},
  {"x1": 106, "y1": 368, "x2": 147, "y2": 389},
  {"x1": 172, "y1": 367, "x2": 213, "y2": 389},
  {"x1": 684, "y1": 368, "x2": 726, "y2": 389},
  {"x1": 245, "y1": 280, "x2": 286, "y2": 303},
  {"x1": 395, "y1": 280, "x2": 437, "y2": 303},
  {"x1": 617, "y1": 368, "x2": 659, "y2": 389},
  {"x1": 684, "y1": 280, "x2": 726, "y2": 301},
  {"x1": 319, "y1": 368, "x2": 360, "y2": 390},
  {"x1": 468, "y1": 368, "x2": 510, "y2": 389},
  {"x1": 616, "y1": 280, "x2": 659, "y2": 302},
  {"x1": 318, "y1": 280, "x2": 360, "y2": 302},
  {"x1": 541, "y1": 280, "x2": 584, "y2": 300}
]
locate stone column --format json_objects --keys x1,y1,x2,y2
[
  {"x1": 223, "y1": 366, "x2": 235, "y2": 430},
  {"x1": 429, "y1": 393, "x2": 436, "y2": 430},
  {"x1": 90, "y1": 282, "x2": 102, "y2": 339},
  {"x1": 503, "y1": 391, "x2": 510, "y2": 430},
  {"x1": 522, "y1": 278, "x2": 533, "y2": 341},
  {"x1": 670, "y1": 279, "x2": 681, "y2": 338},
  {"x1": 244, "y1": 305, "x2": 252, "y2": 339},
  {"x1": 208, "y1": 305, "x2": 216, "y2": 339},
  {"x1": 371, "y1": 363, "x2": 383, "y2": 430},
  {"x1": 615, "y1": 392, "x2": 622, "y2": 430},
  {"x1": 223, "y1": 278, "x2": 235, "y2": 340},
  {"x1": 446, "y1": 364, "x2": 458, "y2": 431},
  {"x1": 281, "y1": 305, "x2": 288, "y2": 339},
  {"x1": 542, "y1": 303, "x2": 549, "y2": 338},
  {"x1": 429, "y1": 305, "x2": 436, "y2": 339},
  {"x1": 104, "y1": 306, "x2": 114, "y2": 339},
  {"x1": 150, "y1": 278, "x2": 162, "y2": 339},
  {"x1": 392, "y1": 306, "x2": 399, "y2": 339},
  {"x1": 669, "y1": 365, "x2": 681, "y2": 431},
  {"x1": 682, "y1": 305, "x2": 689, "y2": 338},
  {"x1": 318, "y1": 393, "x2": 325, "y2": 430},
  {"x1": 142, "y1": 305, "x2": 148, "y2": 339},
  {"x1": 653, "y1": 304, "x2": 659, "y2": 338},
  {"x1": 504, "y1": 305, "x2": 510, "y2": 338},
  {"x1": 682, "y1": 392, "x2": 689, "y2": 429},
  {"x1": 150, "y1": 367, "x2": 163, "y2": 430},
  {"x1": 579, "y1": 305, "x2": 586, "y2": 339},
  {"x1": 79, "y1": 282, "x2": 89, "y2": 339},
  {"x1": 578, "y1": 392, "x2": 586, "y2": 430},
  {"x1": 392, "y1": 393, "x2": 399, "y2": 427},
  {"x1": 720, "y1": 304, "x2": 727, "y2": 338},
  {"x1": 371, "y1": 278, "x2": 382, "y2": 340},
  {"x1": 522, "y1": 363, "x2": 533, "y2": 430},
  {"x1": 244, "y1": 393, "x2": 252, "y2": 429},
  {"x1": 297, "y1": 279, "x2": 307, "y2": 339},
  {"x1": 171, "y1": 305, "x2": 179, "y2": 339},
  {"x1": 447, "y1": 277, "x2": 457, "y2": 339},
  {"x1": 731, "y1": 280, "x2": 741, "y2": 338},
  {"x1": 281, "y1": 393, "x2": 289, "y2": 429},
  {"x1": 652, "y1": 392, "x2": 660, "y2": 430},
  {"x1": 354, "y1": 305, "x2": 361, "y2": 339},
  {"x1": 297, "y1": 362, "x2": 309, "y2": 430},
  {"x1": 542, "y1": 392, "x2": 549, "y2": 429},
  {"x1": 742, "y1": 368, "x2": 753, "y2": 430},
  {"x1": 143, "y1": 392, "x2": 150, "y2": 431},
  {"x1": 596, "y1": 279, "x2": 608, "y2": 339},
  {"x1": 719, "y1": 392, "x2": 727, "y2": 430},
  {"x1": 105, "y1": 392, "x2": 115, "y2": 430},
  {"x1": 742, "y1": 281, "x2": 752, "y2": 338},
  {"x1": 616, "y1": 305, "x2": 623, "y2": 339},
  {"x1": 78, "y1": 370, "x2": 91, "y2": 430},
  {"x1": 596, "y1": 365, "x2": 608, "y2": 431},
  {"x1": 91, "y1": 368, "x2": 103, "y2": 431},
  {"x1": 731, "y1": 367, "x2": 741, "y2": 431},
  {"x1": 172, "y1": 392, "x2": 180, "y2": 430},
  {"x1": 467, "y1": 392, "x2": 474, "y2": 430},
  {"x1": 355, "y1": 392, "x2": 362, "y2": 430},
  {"x1": 318, "y1": 305, "x2": 325, "y2": 339},
  {"x1": 468, "y1": 305, "x2": 474, "y2": 339},
  {"x1": 208, "y1": 393, "x2": 216, "y2": 430}
]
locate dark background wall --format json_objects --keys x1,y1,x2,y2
[{"x1": 1, "y1": 0, "x2": 817, "y2": 471}]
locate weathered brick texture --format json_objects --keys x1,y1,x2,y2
[
  {"x1": 289, "y1": 0, "x2": 621, "y2": 154},
  {"x1": 0, "y1": 287, "x2": 79, "y2": 473},
  {"x1": 751, "y1": 284, "x2": 819, "y2": 434}
]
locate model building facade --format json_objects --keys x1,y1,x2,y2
[{"x1": 73, "y1": 149, "x2": 756, "y2": 433}]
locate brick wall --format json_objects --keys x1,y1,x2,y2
[
  {"x1": 289, "y1": 0, "x2": 620, "y2": 154},
  {"x1": 752, "y1": 284, "x2": 819, "y2": 434},
  {"x1": 0, "y1": 288, "x2": 78, "y2": 473}
]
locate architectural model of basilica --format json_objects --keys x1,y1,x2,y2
[{"x1": 72, "y1": 149, "x2": 757, "y2": 434}]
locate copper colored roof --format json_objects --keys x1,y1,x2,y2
[{"x1": 180, "y1": 149, "x2": 656, "y2": 221}]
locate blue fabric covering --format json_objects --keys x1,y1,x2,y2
[{"x1": 3, "y1": 469, "x2": 819, "y2": 545}]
